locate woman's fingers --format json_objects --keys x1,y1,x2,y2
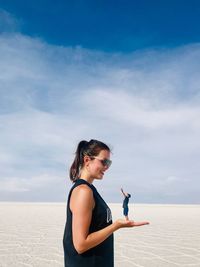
[
  {"x1": 116, "y1": 219, "x2": 150, "y2": 228},
  {"x1": 132, "y1": 221, "x2": 150, "y2": 226},
  {"x1": 125, "y1": 220, "x2": 149, "y2": 227}
]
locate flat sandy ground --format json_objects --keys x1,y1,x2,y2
[{"x1": 0, "y1": 203, "x2": 200, "y2": 267}]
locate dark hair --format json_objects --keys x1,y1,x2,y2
[{"x1": 69, "y1": 139, "x2": 111, "y2": 182}]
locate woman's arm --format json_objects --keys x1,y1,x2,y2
[{"x1": 70, "y1": 185, "x2": 149, "y2": 254}]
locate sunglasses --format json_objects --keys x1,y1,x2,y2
[{"x1": 91, "y1": 157, "x2": 112, "y2": 168}]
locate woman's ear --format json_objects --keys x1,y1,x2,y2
[{"x1": 83, "y1": 155, "x2": 91, "y2": 166}]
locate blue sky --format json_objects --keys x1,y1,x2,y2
[
  {"x1": 0, "y1": 1, "x2": 200, "y2": 203},
  {"x1": 1, "y1": 0, "x2": 200, "y2": 51}
]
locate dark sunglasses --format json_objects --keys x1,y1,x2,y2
[{"x1": 91, "y1": 157, "x2": 112, "y2": 168}]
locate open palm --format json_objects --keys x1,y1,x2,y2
[{"x1": 116, "y1": 219, "x2": 149, "y2": 228}]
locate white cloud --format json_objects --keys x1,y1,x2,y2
[
  {"x1": 0, "y1": 32, "x2": 200, "y2": 203},
  {"x1": 166, "y1": 176, "x2": 180, "y2": 182},
  {"x1": 81, "y1": 89, "x2": 200, "y2": 129},
  {"x1": 0, "y1": 174, "x2": 63, "y2": 193}
]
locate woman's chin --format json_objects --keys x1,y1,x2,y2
[{"x1": 96, "y1": 174, "x2": 104, "y2": 180}]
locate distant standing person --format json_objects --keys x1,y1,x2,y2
[
  {"x1": 63, "y1": 139, "x2": 149, "y2": 267},
  {"x1": 121, "y1": 188, "x2": 131, "y2": 220}
]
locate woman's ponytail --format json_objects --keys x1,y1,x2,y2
[{"x1": 69, "y1": 140, "x2": 87, "y2": 181}]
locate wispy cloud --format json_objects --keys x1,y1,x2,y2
[
  {"x1": 0, "y1": 27, "x2": 200, "y2": 203},
  {"x1": 0, "y1": 174, "x2": 62, "y2": 192},
  {"x1": 0, "y1": 9, "x2": 20, "y2": 33}
]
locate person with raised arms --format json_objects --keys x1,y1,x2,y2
[{"x1": 121, "y1": 188, "x2": 131, "y2": 220}]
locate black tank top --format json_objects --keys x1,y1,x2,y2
[{"x1": 63, "y1": 179, "x2": 114, "y2": 267}]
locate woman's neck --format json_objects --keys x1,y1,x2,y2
[{"x1": 79, "y1": 169, "x2": 94, "y2": 184}]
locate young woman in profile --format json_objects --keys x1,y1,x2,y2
[{"x1": 63, "y1": 139, "x2": 149, "y2": 267}]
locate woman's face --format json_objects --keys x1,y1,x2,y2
[{"x1": 87, "y1": 149, "x2": 111, "y2": 180}]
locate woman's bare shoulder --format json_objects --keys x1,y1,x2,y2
[
  {"x1": 70, "y1": 184, "x2": 94, "y2": 210},
  {"x1": 72, "y1": 184, "x2": 93, "y2": 195}
]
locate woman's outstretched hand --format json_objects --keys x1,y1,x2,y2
[{"x1": 115, "y1": 219, "x2": 149, "y2": 229}]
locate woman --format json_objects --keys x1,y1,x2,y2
[
  {"x1": 121, "y1": 188, "x2": 131, "y2": 220},
  {"x1": 63, "y1": 139, "x2": 149, "y2": 267}
]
